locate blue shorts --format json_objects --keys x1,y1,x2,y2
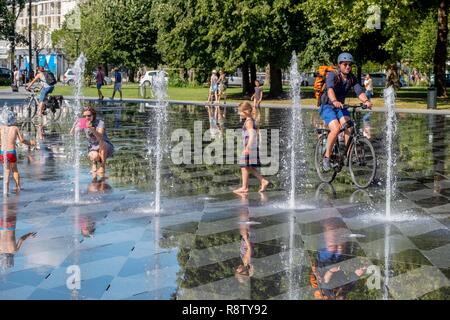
[
  {"x1": 39, "y1": 86, "x2": 54, "y2": 102},
  {"x1": 319, "y1": 104, "x2": 350, "y2": 126},
  {"x1": 210, "y1": 84, "x2": 218, "y2": 93},
  {"x1": 96, "y1": 83, "x2": 103, "y2": 90}
]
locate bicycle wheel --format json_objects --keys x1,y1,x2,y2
[
  {"x1": 20, "y1": 121, "x2": 37, "y2": 139},
  {"x1": 348, "y1": 137, "x2": 377, "y2": 188},
  {"x1": 314, "y1": 182, "x2": 337, "y2": 205},
  {"x1": 314, "y1": 134, "x2": 337, "y2": 184},
  {"x1": 26, "y1": 98, "x2": 38, "y2": 120}
]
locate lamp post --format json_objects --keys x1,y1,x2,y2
[
  {"x1": 28, "y1": 0, "x2": 32, "y2": 79},
  {"x1": 74, "y1": 31, "x2": 81, "y2": 58}
]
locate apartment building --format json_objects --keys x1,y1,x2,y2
[{"x1": 0, "y1": 0, "x2": 79, "y2": 71}]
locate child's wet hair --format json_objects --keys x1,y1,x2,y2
[{"x1": 239, "y1": 101, "x2": 257, "y2": 119}]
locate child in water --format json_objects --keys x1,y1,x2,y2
[
  {"x1": 233, "y1": 101, "x2": 270, "y2": 194},
  {"x1": 0, "y1": 110, "x2": 36, "y2": 193},
  {"x1": 250, "y1": 80, "x2": 263, "y2": 113}
]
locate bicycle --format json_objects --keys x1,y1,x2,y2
[
  {"x1": 314, "y1": 104, "x2": 377, "y2": 188},
  {"x1": 18, "y1": 86, "x2": 64, "y2": 122},
  {"x1": 14, "y1": 87, "x2": 40, "y2": 121}
]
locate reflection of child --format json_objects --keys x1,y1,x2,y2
[
  {"x1": 0, "y1": 110, "x2": 36, "y2": 193},
  {"x1": 0, "y1": 198, "x2": 36, "y2": 269},
  {"x1": 233, "y1": 102, "x2": 269, "y2": 194},
  {"x1": 235, "y1": 194, "x2": 255, "y2": 282},
  {"x1": 79, "y1": 216, "x2": 96, "y2": 238}
]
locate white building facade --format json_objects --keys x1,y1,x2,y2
[{"x1": 0, "y1": 0, "x2": 80, "y2": 71}]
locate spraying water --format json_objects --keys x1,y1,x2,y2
[
  {"x1": 383, "y1": 224, "x2": 391, "y2": 300},
  {"x1": 384, "y1": 86, "x2": 397, "y2": 219},
  {"x1": 288, "y1": 51, "x2": 306, "y2": 209},
  {"x1": 73, "y1": 54, "x2": 86, "y2": 204},
  {"x1": 0, "y1": 106, "x2": 9, "y2": 197},
  {"x1": 149, "y1": 71, "x2": 168, "y2": 213}
]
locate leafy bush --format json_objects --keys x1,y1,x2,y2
[{"x1": 0, "y1": 78, "x2": 11, "y2": 86}]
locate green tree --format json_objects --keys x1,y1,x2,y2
[
  {"x1": 51, "y1": 0, "x2": 110, "y2": 74},
  {"x1": 152, "y1": 0, "x2": 308, "y2": 96},
  {"x1": 20, "y1": 24, "x2": 50, "y2": 68},
  {"x1": 0, "y1": 0, "x2": 26, "y2": 69},
  {"x1": 103, "y1": 0, "x2": 160, "y2": 81},
  {"x1": 433, "y1": 0, "x2": 448, "y2": 97},
  {"x1": 52, "y1": 0, "x2": 160, "y2": 80},
  {"x1": 402, "y1": 12, "x2": 437, "y2": 77}
]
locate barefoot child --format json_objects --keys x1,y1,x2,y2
[
  {"x1": 0, "y1": 110, "x2": 36, "y2": 193},
  {"x1": 250, "y1": 80, "x2": 263, "y2": 113},
  {"x1": 233, "y1": 102, "x2": 270, "y2": 194}
]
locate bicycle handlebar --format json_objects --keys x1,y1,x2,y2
[
  {"x1": 26, "y1": 86, "x2": 40, "y2": 93},
  {"x1": 343, "y1": 103, "x2": 368, "y2": 110}
]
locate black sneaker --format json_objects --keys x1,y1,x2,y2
[{"x1": 323, "y1": 157, "x2": 331, "y2": 172}]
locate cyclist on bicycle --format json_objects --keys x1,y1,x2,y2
[
  {"x1": 319, "y1": 53, "x2": 372, "y2": 171},
  {"x1": 26, "y1": 66, "x2": 55, "y2": 116}
]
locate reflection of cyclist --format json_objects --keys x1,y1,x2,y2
[
  {"x1": 319, "y1": 53, "x2": 372, "y2": 171},
  {"x1": 26, "y1": 66, "x2": 55, "y2": 116},
  {"x1": 309, "y1": 220, "x2": 367, "y2": 300}
]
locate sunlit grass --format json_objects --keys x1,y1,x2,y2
[{"x1": 2, "y1": 84, "x2": 449, "y2": 109}]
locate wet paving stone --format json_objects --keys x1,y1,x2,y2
[{"x1": 1, "y1": 103, "x2": 449, "y2": 299}]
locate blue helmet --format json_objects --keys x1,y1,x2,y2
[{"x1": 337, "y1": 53, "x2": 354, "y2": 64}]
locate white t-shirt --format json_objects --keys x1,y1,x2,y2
[{"x1": 364, "y1": 78, "x2": 373, "y2": 91}]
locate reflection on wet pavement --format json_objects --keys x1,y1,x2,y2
[{"x1": 0, "y1": 102, "x2": 449, "y2": 300}]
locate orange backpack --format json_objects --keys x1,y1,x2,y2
[
  {"x1": 314, "y1": 66, "x2": 337, "y2": 107},
  {"x1": 314, "y1": 66, "x2": 355, "y2": 107}
]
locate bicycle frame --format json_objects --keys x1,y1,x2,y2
[{"x1": 327, "y1": 105, "x2": 366, "y2": 170}]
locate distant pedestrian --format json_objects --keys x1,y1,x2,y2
[
  {"x1": 207, "y1": 70, "x2": 219, "y2": 104},
  {"x1": 111, "y1": 67, "x2": 123, "y2": 101},
  {"x1": 217, "y1": 69, "x2": 228, "y2": 105},
  {"x1": 12, "y1": 66, "x2": 20, "y2": 89},
  {"x1": 364, "y1": 74, "x2": 373, "y2": 101},
  {"x1": 250, "y1": 80, "x2": 263, "y2": 113},
  {"x1": 96, "y1": 66, "x2": 105, "y2": 100}
]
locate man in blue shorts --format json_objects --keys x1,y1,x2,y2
[
  {"x1": 26, "y1": 66, "x2": 56, "y2": 116},
  {"x1": 319, "y1": 53, "x2": 372, "y2": 171}
]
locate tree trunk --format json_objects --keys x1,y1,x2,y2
[
  {"x1": 434, "y1": 0, "x2": 448, "y2": 97},
  {"x1": 35, "y1": 50, "x2": 39, "y2": 69},
  {"x1": 129, "y1": 67, "x2": 136, "y2": 83},
  {"x1": 356, "y1": 63, "x2": 362, "y2": 85},
  {"x1": 265, "y1": 64, "x2": 271, "y2": 87},
  {"x1": 250, "y1": 63, "x2": 257, "y2": 94},
  {"x1": 269, "y1": 62, "x2": 283, "y2": 98},
  {"x1": 241, "y1": 61, "x2": 251, "y2": 96}
]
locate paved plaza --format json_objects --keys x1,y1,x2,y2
[{"x1": 0, "y1": 102, "x2": 449, "y2": 300}]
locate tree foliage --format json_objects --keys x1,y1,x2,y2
[
  {"x1": 49, "y1": 0, "x2": 447, "y2": 94},
  {"x1": 52, "y1": 0, "x2": 159, "y2": 76}
]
